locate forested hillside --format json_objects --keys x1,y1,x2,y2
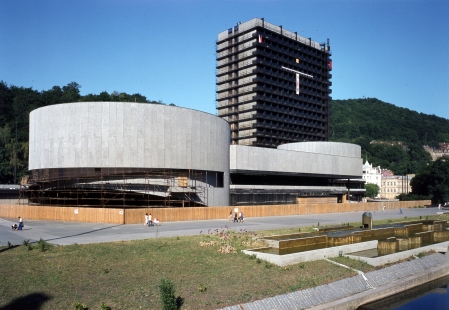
[
  {"x1": 1, "y1": 81, "x2": 448, "y2": 184},
  {"x1": 0, "y1": 81, "x2": 171, "y2": 184},
  {"x1": 330, "y1": 98, "x2": 449, "y2": 175}
]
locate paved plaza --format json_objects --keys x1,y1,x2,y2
[{"x1": 0, "y1": 207, "x2": 441, "y2": 246}]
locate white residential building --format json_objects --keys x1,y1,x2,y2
[{"x1": 362, "y1": 160, "x2": 382, "y2": 197}]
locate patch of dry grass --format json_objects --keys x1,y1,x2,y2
[
  {"x1": 5, "y1": 216, "x2": 445, "y2": 310},
  {"x1": 0, "y1": 227, "x2": 357, "y2": 310}
]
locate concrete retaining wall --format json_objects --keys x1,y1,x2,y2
[
  {"x1": 347, "y1": 241, "x2": 449, "y2": 267},
  {"x1": 243, "y1": 241, "x2": 378, "y2": 266}
]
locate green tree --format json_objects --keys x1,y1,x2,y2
[
  {"x1": 427, "y1": 158, "x2": 449, "y2": 204},
  {"x1": 364, "y1": 183, "x2": 380, "y2": 198},
  {"x1": 410, "y1": 157, "x2": 449, "y2": 204},
  {"x1": 61, "y1": 82, "x2": 81, "y2": 103}
]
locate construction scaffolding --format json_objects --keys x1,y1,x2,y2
[{"x1": 25, "y1": 168, "x2": 211, "y2": 208}]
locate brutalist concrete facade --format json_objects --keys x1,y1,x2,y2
[
  {"x1": 216, "y1": 18, "x2": 332, "y2": 148},
  {"x1": 28, "y1": 103, "x2": 363, "y2": 208},
  {"x1": 28, "y1": 102, "x2": 230, "y2": 207},
  {"x1": 231, "y1": 142, "x2": 361, "y2": 177},
  {"x1": 229, "y1": 142, "x2": 363, "y2": 205}
]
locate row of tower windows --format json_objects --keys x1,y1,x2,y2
[
  {"x1": 257, "y1": 43, "x2": 328, "y2": 68},
  {"x1": 255, "y1": 118, "x2": 326, "y2": 131},
  {"x1": 254, "y1": 127, "x2": 325, "y2": 140},
  {"x1": 257, "y1": 30, "x2": 325, "y2": 57},
  {"x1": 253, "y1": 102, "x2": 325, "y2": 118}
]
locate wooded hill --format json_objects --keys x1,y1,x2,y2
[
  {"x1": 0, "y1": 81, "x2": 171, "y2": 184},
  {"x1": 330, "y1": 98, "x2": 449, "y2": 175},
  {"x1": 0, "y1": 81, "x2": 448, "y2": 184}
]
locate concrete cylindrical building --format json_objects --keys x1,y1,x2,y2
[{"x1": 28, "y1": 102, "x2": 230, "y2": 207}]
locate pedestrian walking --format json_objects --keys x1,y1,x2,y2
[
  {"x1": 144, "y1": 213, "x2": 149, "y2": 226},
  {"x1": 18, "y1": 216, "x2": 23, "y2": 230},
  {"x1": 399, "y1": 207, "x2": 403, "y2": 214},
  {"x1": 233, "y1": 212, "x2": 238, "y2": 223}
]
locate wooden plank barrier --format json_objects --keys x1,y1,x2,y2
[{"x1": 0, "y1": 200, "x2": 431, "y2": 224}]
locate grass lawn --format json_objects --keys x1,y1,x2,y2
[{"x1": 1, "y1": 215, "x2": 447, "y2": 310}]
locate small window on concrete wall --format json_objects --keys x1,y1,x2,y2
[
  {"x1": 217, "y1": 172, "x2": 224, "y2": 187},
  {"x1": 206, "y1": 171, "x2": 224, "y2": 187}
]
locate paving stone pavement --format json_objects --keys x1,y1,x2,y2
[{"x1": 218, "y1": 252, "x2": 449, "y2": 310}]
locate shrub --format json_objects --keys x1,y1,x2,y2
[
  {"x1": 158, "y1": 278, "x2": 177, "y2": 310},
  {"x1": 73, "y1": 302, "x2": 87, "y2": 310},
  {"x1": 416, "y1": 251, "x2": 426, "y2": 258},
  {"x1": 198, "y1": 283, "x2": 207, "y2": 293},
  {"x1": 38, "y1": 238, "x2": 51, "y2": 252}
]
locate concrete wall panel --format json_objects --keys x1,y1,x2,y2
[
  {"x1": 29, "y1": 102, "x2": 230, "y2": 206},
  {"x1": 231, "y1": 144, "x2": 362, "y2": 178},
  {"x1": 278, "y1": 141, "x2": 361, "y2": 158}
]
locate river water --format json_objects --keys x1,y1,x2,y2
[{"x1": 358, "y1": 275, "x2": 449, "y2": 309}]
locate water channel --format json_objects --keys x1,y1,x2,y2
[{"x1": 358, "y1": 275, "x2": 449, "y2": 309}]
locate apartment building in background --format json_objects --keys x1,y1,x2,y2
[
  {"x1": 216, "y1": 18, "x2": 332, "y2": 148},
  {"x1": 381, "y1": 174, "x2": 415, "y2": 199}
]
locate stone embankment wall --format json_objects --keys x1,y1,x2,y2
[{"x1": 219, "y1": 252, "x2": 449, "y2": 310}]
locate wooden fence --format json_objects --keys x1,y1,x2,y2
[{"x1": 0, "y1": 200, "x2": 431, "y2": 224}]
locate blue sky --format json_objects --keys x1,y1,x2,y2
[{"x1": 1, "y1": 0, "x2": 448, "y2": 119}]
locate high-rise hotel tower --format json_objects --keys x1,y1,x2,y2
[{"x1": 216, "y1": 18, "x2": 332, "y2": 148}]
